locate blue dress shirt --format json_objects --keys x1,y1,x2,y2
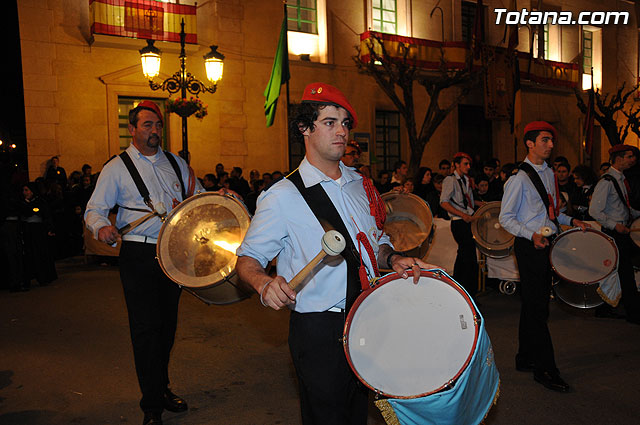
[
  {"x1": 85, "y1": 144, "x2": 203, "y2": 239},
  {"x1": 589, "y1": 166, "x2": 640, "y2": 230},
  {"x1": 440, "y1": 170, "x2": 475, "y2": 218},
  {"x1": 236, "y1": 157, "x2": 391, "y2": 313},
  {"x1": 499, "y1": 157, "x2": 572, "y2": 240}
]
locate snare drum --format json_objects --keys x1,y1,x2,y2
[
  {"x1": 550, "y1": 228, "x2": 618, "y2": 309},
  {"x1": 381, "y1": 193, "x2": 435, "y2": 259},
  {"x1": 157, "y1": 192, "x2": 251, "y2": 305},
  {"x1": 471, "y1": 201, "x2": 514, "y2": 258},
  {"x1": 344, "y1": 270, "x2": 499, "y2": 425}
]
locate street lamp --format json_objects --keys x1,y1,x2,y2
[{"x1": 140, "y1": 19, "x2": 224, "y2": 162}]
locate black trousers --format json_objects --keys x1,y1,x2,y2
[
  {"x1": 514, "y1": 237, "x2": 557, "y2": 374},
  {"x1": 119, "y1": 241, "x2": 182, "y2": 413},
  {"x1": 450, "y1": 219, "x2": 478, "y2": 297},
  {"x1": 601, "y1": 228, "x2": 640, "y2": 322},
  {"x1": 288, "y1": 311, "x2": 368, "y2": 425}
]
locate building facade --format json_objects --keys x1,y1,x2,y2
[{"x1": 17, "y1": 0, "x2": 639, "y2": 180}]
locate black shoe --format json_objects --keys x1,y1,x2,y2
[
  {"x1": 143, "y1": 412, "x2": 163, "y2": 425},
  {"x1": 534, "y1": 371, "x2": 571, "y2": 393},
  {"x1": 162, "y1": 388, "x2": 188, "y2": 412},
  {"x1": 515, "y1": 358, "x2": 535, "y2": 372}
]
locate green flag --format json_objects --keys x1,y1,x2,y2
[{"x1": 264, "y1": 15, "x2": 290, "y2": 127}]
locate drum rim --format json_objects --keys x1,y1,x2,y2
[
  {"x1": 549, "y1": 227, "x2": 618, "y2": 285},
  {"x1": 471, "y1": 201, "x2": 515, "y2": 251},
  {"x1": 156, "y1": 192, "x2": 250, "y2": 288},
  {"x1": 342, "y1": 269, "x2": 480, "y2": 399}
]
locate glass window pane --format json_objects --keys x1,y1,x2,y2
[
  {"x1": 584, "y1": 57, "x2": 592, "y2": 67},
  {"x1": 372, "y1": 20, "x2": 382, "y2": 31},
  {"x1": 584, "y1": 39, "x2": 591, "y2": 49},
  {"x1": 383, "y1": 22, "x2": 396, "y2": 34},
  {"x1": 383, "y1": 0, "x2": 396, "y2": 11},
  {"x1": 300, "y1": 9, "x2": 315, "y2": 21},
  {"x1": 383, "y1": 10, "x2": 396, "y2": 22},
  {"x1": 300, "y1": 0, "x2": 316, "y2": 8}
]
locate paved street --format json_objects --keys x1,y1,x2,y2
[{"x1": 1, "y1": 258, "x2": 639, "y2": 425}]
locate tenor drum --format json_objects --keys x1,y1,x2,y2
[
  {"x1": 157, "y1": 192, "x2": 251, "y2": 305},
  {"x1": 381, "y1": 192, "x2": 434, "y2": 259},
  {"x1": 550, "y1": 228, "x2": 618, "y2": 309},
  {"x1": 344, "y1": 270, "x2": 499, "y2": 425},
  {"x1": 471, "y1": 201, "x2": 514, "y2": 258}
]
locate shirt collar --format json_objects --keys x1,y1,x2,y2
[
  {"x1": 608, "y1": 166, "x2": 624, "y2": 178},
  {"x1": 524, "y1": 156, "x2": 549, "y2": 172},
  {"x1": 127, "y1": 144, "x2": 161, "y2": 162},
  {"x1": 298, "y1": 157, "x2": 361, "y2": 188}
]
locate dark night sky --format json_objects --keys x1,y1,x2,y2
[{"x1": 1, "y1": 1, "x2": 27, "y2": 171}]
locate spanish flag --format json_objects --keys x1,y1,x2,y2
[{"x1": 90, "y1": 0, "x2": 197, "y2": 44}]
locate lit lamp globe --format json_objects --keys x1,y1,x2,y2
[
  {"x1": 203, "y1": 45, "x2": 225, "y2": 84},
  {"x1": 139, "y1": 40, "x2": 162, "y2": 80}
]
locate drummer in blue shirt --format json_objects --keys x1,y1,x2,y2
[
  {"x1": 499, "y1": 121, "x2": 588, "y2": 393},
  {"x1": 589, "y1": 144, "x2": 640, "y2": 324}
]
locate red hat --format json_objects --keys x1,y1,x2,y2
[
  {"x1": 301, "y1": 82, "x2": 358, "y2": 128},
  {"x1": 523, "y1": 121, "x2": 557, "y2": 140},
  {"x1": 136, "y1": 100, "x2": 164, "y2": 126},
  {"x1": 453, "y1": 152, "x2": 472, "y2": 163},
  {"x1": 608, "y1": 144, "x2": 635, "y2": 155}
]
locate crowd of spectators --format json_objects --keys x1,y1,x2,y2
[
  {"x1": 0, "y1": 145, "x2": 629, "y2": 292},
  {"x1": 1, "y1": 156, "x2": 98, "y2": 291}
]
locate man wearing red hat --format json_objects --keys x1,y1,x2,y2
[
  {"x1": 500, "y1": 121, "x2": 588, "y2": 393},
  {"x1": 86, "y1": 100, "x2": 201, "y2": 425},
  {"x1": 341, "y1": 140, "x2": 362, "y2": 167},
  {"x1": 440, "y1": 151, "x2": 479, "y2": 299},
  {"x1": 589, "y1": 144, "x2": 640, "y2": 324},
  {"x1": 237, "y1": 82, "x2": 432, "y2": 424}
]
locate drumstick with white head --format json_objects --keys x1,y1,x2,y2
[
  {"x1": 288, "y1": 230, "x2": 347, "y2": 292},
  {"x1": 118, "y1": 202, "x2": 168, "y2": 236}
]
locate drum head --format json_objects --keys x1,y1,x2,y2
[
  {"x1": 344, "y1": 270, "x2": 478, "y2": 398},
  {"x1": 550, "y1": 228, "x2": 617, "y2": 284},
  {"x1": 381, "y1": 193, "x2": 434, "y2": 259},
  {"x1": 157, "y1": 193, "x2": 250, "y2": 290},
  {"x1": 471, "y1": 201, "x2": 514, "y2": 258}
]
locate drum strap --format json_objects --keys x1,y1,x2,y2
[
  {"x1": 518, "y1": 162, "x2": 561, "y2": 232},
  {"x1": 287, "y1": 169, "x2": 364, "y2": 313},
  {"x1": 601, "y1": 174, "x2": 631, "y2": 224},
  {"x1": 119, "y1": 151, "x2": 187, "y2": 210}
]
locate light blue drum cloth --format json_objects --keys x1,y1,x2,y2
[{"x1": 378, "y1": 302, "x2": 500, "y2": 425}]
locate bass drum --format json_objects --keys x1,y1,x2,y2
[
  {"x1": 381, "y1": 192, "x2": 434, "y2": 260},
  {"x1": 156, "y1": 192, "x2": 251, "y2": 305},
  {"x1": 550, "y1": 228, "x2": 618, "y2": 309},
  {"x1": 471, "y1": 201, "x2": 514, "y2": 258},
  {"x1": 343, "y1": 270, "x2": 499, "y2": 425}
]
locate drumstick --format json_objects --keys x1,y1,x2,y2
[
  {"x1": 288, "y1": 230, "x2": 347, "y2": 291},
  {"x1": 118, "y1": 202, "x2": 167, "y2": 236}
]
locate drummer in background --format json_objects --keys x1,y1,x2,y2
[
  {"x1": 440, "y1": 152, "x2": 480, "y2": 299},
  {"x1": 589, "y1": 144, "x2": 640, "y2": 325},
  {"x1": 85, "y1": 101, "x2": 203, "y2": 425},
  {"x1": 499, "y1": 121, "x2": 588, "y2": 393},
  {"x1": 236, "y1": 82, "x2": 432, "y2": 425}
]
